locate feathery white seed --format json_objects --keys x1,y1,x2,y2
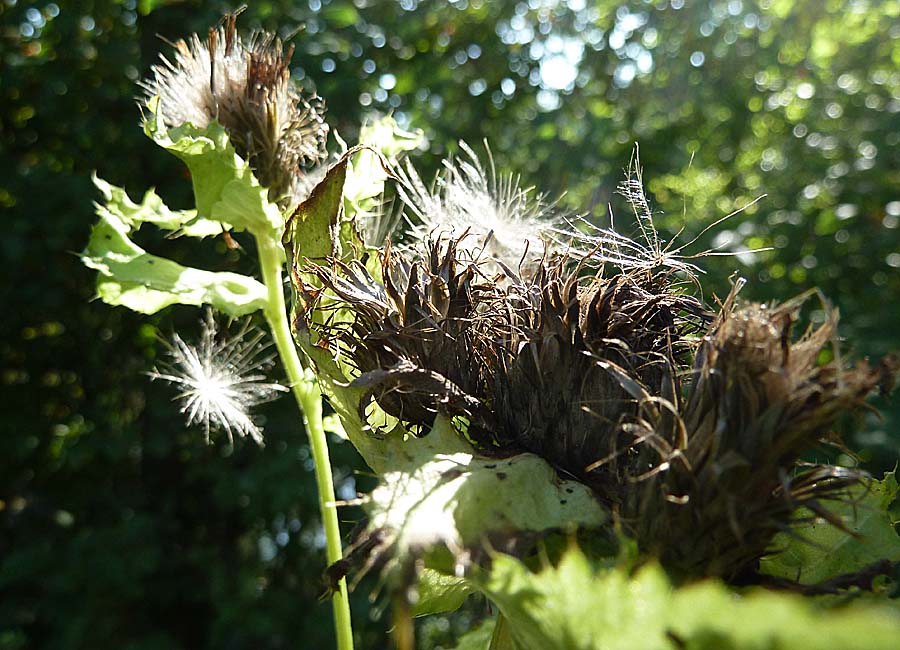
[
  {"x1": 148, "y1": 311, "x2": 288, "y2": 445},
  {"x1": 396, "y1": 141, "x2": 561, "y2": 269}
]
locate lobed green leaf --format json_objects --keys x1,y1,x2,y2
[
  {"x1": 82, "y1": 177, "x2": 267, "y2": 316},
  {"x1": 760, "y1": 472, "x2": 900, "y2": 585},
  {"x1": 91, "y1": 174, "x2": 223, "y2": 238},
  {"x1": 477, "y1": 547, "x2": 900, "y2": 650}
]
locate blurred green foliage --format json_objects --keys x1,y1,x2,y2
[{"x1": 1, "y1": 0, "x2": 897, "y2": 648}]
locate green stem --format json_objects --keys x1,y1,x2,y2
[{"x1": 257, "y1": 235, "x2": 354, "y2": 650}]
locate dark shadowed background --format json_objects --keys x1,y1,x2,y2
[{"x1": 2, "y1": 1, "x2": 898, "y2": 648}]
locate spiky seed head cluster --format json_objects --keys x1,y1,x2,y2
[
  {"x1": 396, "y1": 142, "x2": 560, "y2": 270},
  {"x1": 306, "y1": 197, "x2": 897, "y2": 581},
  {"x1": 620, "y1": 290, "x2": 897, "y2": 578},
  {"x1": 149, "y1": 311, "x2": 288, "y2": 445},
  {"x1": 141, "y1": 12, "x2": 329, "y2": 208},
  {"x1": 304, "y1": 236, "x2": 502, "y2": 434}
]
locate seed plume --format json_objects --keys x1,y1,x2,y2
[{"x1": 148, "y1": 310, "x2": 287, "y2": 444}]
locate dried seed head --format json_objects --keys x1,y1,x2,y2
[
  {"x1": 396, "y1": 142, "x2": 560, "y2": 270},
  {"x1": 315, "y1": 242, "x2": 897, "y2": 581},
  {"x1": 148, "y1": 310, "x2": 288, "y2": 445},
  {"x1": 307, "y1": 236, "x2": 503, "y2": 433},
  {"x1": 491, "y1": 262, "x2": 708, "y2": 493},
  {"x1": 303, "y1": 155, "x2": 897, "y2": 583},
  {"x1": 621, "y1": 289, "x2": 897, "y2": 578},
  {"x1": 141, "y1": 13, "x2": 329, "y2": 207}
]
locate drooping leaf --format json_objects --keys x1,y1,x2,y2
[
  {"x1": 282, "y1": 118, "x2": 421, "y2": 391},
  {"x1": 281, "y1": 147, "x2": 390, "y2": 434},
  {"x1": 281, "y1": 152, "x2": 394, "y2": 462},
  {"x1": 283, "y1": 155, "x2": 348, "y2": 266},
  {"x1": 760, "y1": 472, "x2": 900, "y2": 585},
  {"x1": 82, "y1": 186, "x2": 267, "y2": 316},
  {"x1": 91, "y1": 174, "x2": 223, "y2": 238},
  {"x1": 363, "y1": 417, "x2": 608, "y2": 580},
  {"x1": 476, "y1": 547, "x2": 900, "y2": 650}
]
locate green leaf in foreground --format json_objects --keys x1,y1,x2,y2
[
  {"x1": 363, "y1": 418, "x2": 608, "y2": 584},
  {"x1": 477, "y1": 547, "x2": 900, "y2": 650},
  {"x1": 760, "y1": 472, "x2": 900, "y2": 585},
  {"x1": 449, "y1": 618, "x2": 497, "y2": 650},
  {"x1": 82, "y1": 177, "x2": 267, "y2": 316}
]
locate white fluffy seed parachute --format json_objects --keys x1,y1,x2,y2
[
  {"x1": 148, "y1": 311, "x2": 288, "y2": 445},
  {"x1": 395, "y1": 141, "x2": 561, "y2": 269}
]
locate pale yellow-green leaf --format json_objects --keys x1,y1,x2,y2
[
  {"x1": 144, "y1": 103, "x2": 283, "y2": 240},
  {"x1": 760, "y1": 472, "x2": 900, "y2": 584},
  {"x1": 476, "y1": 547, "x2": 900, "y2": 650},
  {"x1": 82, "y1": 194, "x2": 266, "y2": 316}
]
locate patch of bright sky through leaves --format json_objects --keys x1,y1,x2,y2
[{"x1": 496, "y1": 0, "x2": 658, "y2": 111}]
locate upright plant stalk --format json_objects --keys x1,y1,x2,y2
[{"x1": 257, "y1": 235, "x2": 354, "y2": 650}]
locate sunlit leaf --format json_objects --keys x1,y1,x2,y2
[
  {"x1": 144, "y1": 101, "x2": 283, "y2": 239},
  {"x1": 82, "y1": 184, "x2": 266, "y2": 316},
  {"x1": 476, "y1": 547, "x2": 900, "y2": 650},
  {"x1": 760, "y1": 472, "x2": 900, "y2": 585},
  {"x1": 412, "y1": 568, "x2": 475, "y2": 617},
  {"x1": 364, "y1": 417, "x2": 608, "y2": 580}
]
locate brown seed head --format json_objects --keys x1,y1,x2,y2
[
  {"x1": 624, "y1": 290, "x2": 896, "y2": 578},
  {"x1": 142, "y1": 13, "x2": 329, "y2": 208}
]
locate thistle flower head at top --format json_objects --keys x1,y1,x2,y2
[
  {"x1": 148, "y1": 311, "x2": 288, "y2": 445},
  {"x1": 141, "y1": 12, "x2": 329, "y2": 208},
  {"x1": 396, "y1": 141, "x2": 561, "y2": 270}
]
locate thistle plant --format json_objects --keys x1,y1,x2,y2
[
  {"x1": 82, "y1": 14, "x2": 422, "y2": 650},
  {"x1": 287, "y1": 142, "x2": 900, "y2": 647},
  {"x1": 82, "y1": 13, "x2": 900, "y2": 650}
]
